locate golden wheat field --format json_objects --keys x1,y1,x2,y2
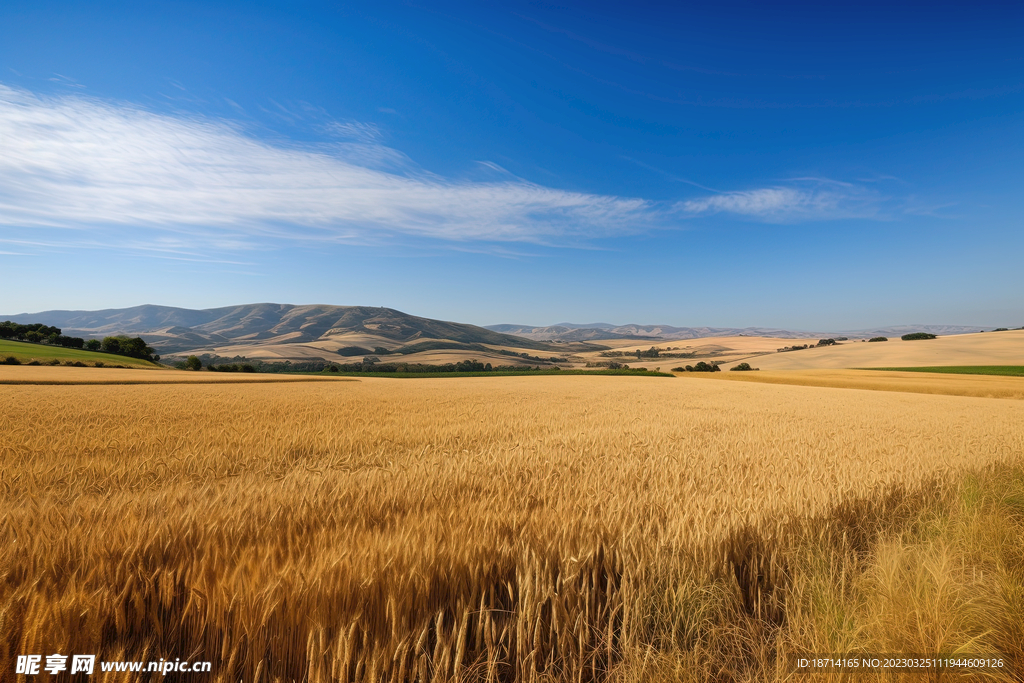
[
  {"x1": 3, "y1": 374, "x2": 1024, "y2": 682},
  {"x1": 685, "y1": 368, "x2": 1024, "y2": 400},
  {"x1": 743, "y1": 330, "x2": 1024, "y2": 371}
]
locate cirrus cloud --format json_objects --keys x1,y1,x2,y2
[
  {"x1": 678, "y1": 183, "x2": 886, "y2": 222},
  {"x1": 0, "y1": 84, "x2": 893, "y2": 257}
]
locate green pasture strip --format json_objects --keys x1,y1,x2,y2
[
  {"x1": 0, "y1": 339, "x2": 162, "y2": 369},
  {"x1": 863, "y1": 366, "x2": 1024, "y2": 377},
  {"x1": 279, "y1": 368, "x2": 675, "y2": 378},
  {"x1": 0, "y1": 377, "x2": 355, "y2": 386}
]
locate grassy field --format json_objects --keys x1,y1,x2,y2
[
  {"x1": 0, "y1": 338, "x2": 162, "y2": 369},
  {"x1": 2, "y1": 374, "x2": 1022, "y2": 681},
  {"x1": 867, "y1": 365, "x2": 1024, "y2": 377}
]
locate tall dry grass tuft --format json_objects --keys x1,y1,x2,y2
[{"x1": 2, "y1": 376, "x2": 1023, "y2": 681}]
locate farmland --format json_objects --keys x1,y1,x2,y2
[
  {"x1": 3, "y1": 373, "x2": 1023, "y2": 681},
  {"x1": 867, "y1": 365, "x2": 1024, "y2": 377}
]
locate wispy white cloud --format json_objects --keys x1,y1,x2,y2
[
  {"x1": 678, "y1": 182, "x2": 885, "y2": 222},
  {"x1": 0, "y1": 84, "x2": 898, "y2": 256},
  {"x1": 322, "y1": 120, "x2": 382, "y2": 142},
  {"x1": 0, "y1": 84, "x2": 660, "y2": 248}
]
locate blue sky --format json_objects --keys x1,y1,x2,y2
[{"x1": 1, "y1": 1, "x2": 1021, "y2": 329}]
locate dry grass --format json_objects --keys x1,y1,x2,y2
[{"x1": 2, "y1": 376, "x2": 1022, "y2": 681}]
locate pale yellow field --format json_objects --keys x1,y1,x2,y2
[
  {"x1": 385, "y1": 349, "x2": 542, "y2": 366},
  {"x1": 738, "y1": 329, "x2": 1024, "y2": 370},
  {"x1": 3, "y1": 375, "x2": 1022, "y2": 681},
  {"x1": 588, "y1": 335, "x2": 806, "y2": 353},
  {"x1": 576, "y1": 336, "x2": 809, "y2": 371},
  {"x1": 688, "y1": 368, "x2": 1024, "y2": 400}
]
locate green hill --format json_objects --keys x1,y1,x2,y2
[{"x1": 0, "y1": 339, "x2": 164, "y2": 369}]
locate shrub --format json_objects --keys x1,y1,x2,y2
[
  {"x1": 2, "y1": 356, "x2": 20, "y2": 365},
  {"x1": 671, "y1": 367, "x2": 685, "y2": 372},
  {"x1": 337, "y1": 346, "x2": 372, "y2": 357},
  {"x1": 688, "y1": 361, "x2": 720, "y2": 372},
  {"x1": 47, "y1": 358, "x2": 60, "y2": 366},
  {"x1": 183, "y1": 356, "x2": 202, "y2": 371},
  {"x1": 817, "y1": 339, "x2": 836, "y2": 346},
  {"x1": 901, "y1": 332, "x2": 937, "y2": 341},
  {"x1": 868, "y1": 337, "x2": 888, "y2": 342},
  {"x1": 27, "y1": 360, "x2": 41, "y2": 366},
  {"x1": 73, "y1": 361, "x2": 86, "y2": 367},
  {"x1": 731, "y1": 362, "x2": 754, "y2": 371},
  {"x1": 93, "y1": 361, "x2": 104, "y2": 368}
]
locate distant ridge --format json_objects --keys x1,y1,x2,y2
[
  {"x1": 485, "y1": 322, "x2": 988, "y2": 342},
  {"x1": 1, "y1": 304, "x2": 562, "y2": 355}
]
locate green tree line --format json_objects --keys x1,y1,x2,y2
[{"x1": 0, "y1": 321, "x2": 159, "y2": 361}]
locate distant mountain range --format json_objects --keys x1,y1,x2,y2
[
  {"x1": 486, "y1": 322, "x2": 989, "y2": 342},
  {"x1": 1, "y1": 303, "x2": 990, "y2": 356}
]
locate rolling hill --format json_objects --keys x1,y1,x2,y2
[{"x1": 1, "y1": 304, "x2": 568, "y2": 356}]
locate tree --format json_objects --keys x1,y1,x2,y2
[
  {"x1": 901, "y1": 332, "x2": 937, "y2": 341},
  {"x1": 183, "y1": 355, "x2": 202, "y2": 371},
  {"x1": 84, "y1": 339, "x2": 101, "y2": 351},
  {"x1": 100, "y1": 335, "x2": 157, "y2": 361},
  {"x1": 731, "y1": 362, "x2": 754, "y2": 371},
  {"x1": 868, "y1": 337, "x2": 888, "y2": 342},
  {"x1": 101, "y1": 337, "x2": 122, "y2": 354}
]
